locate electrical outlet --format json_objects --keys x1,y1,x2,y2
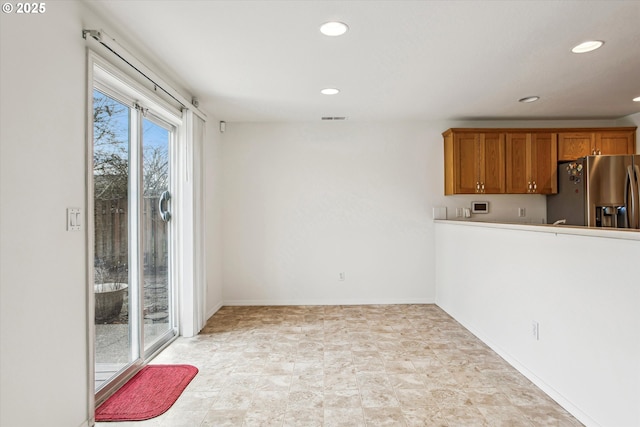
[
  {"x1": 518, "y1": 207, "x2": 526, "y2": 217},
  {"x1": 339, "y1": 272, "x2": 345, "y2": 281},
  {"x1": 532, "y1": 321, "x2": 539, "y2": 340},
  {"x1": 432, "y1": 207, "x2": 447, "y2": 220},
  {"x1": 455, "y1": 208, "x2": 463, "y2": 218}
]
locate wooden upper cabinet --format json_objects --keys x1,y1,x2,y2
[
  {"x1": 558, "y1": 129, "x2": 636, "y2": 160},
  {"x1": 558, "y1": 132, "x2": 593, "y2": 161},
  {"x1": 453, "y1": 133, "x2": 480, "y2": 194},
  {"x1": 481, "y1": 133, "x2": 506, "y2": 194},
  {"x1": 506, "y1": 133, "x2": 557, "y2": 194},
  {"x1": 444, "y1": 130, "x2": 505, "y2": 194},
  {"x1": 532, "y1": 133, "x2": 558, "y2": 194},
  {"x1": 505, "y1": 134, "x2": 528, "y2": 193},
  {"x1": 444, "y1": 127, "x2": 634, "y2": 195},
  {"x1": 596, "y1": 130, "x2": 635, "y2": 155}
]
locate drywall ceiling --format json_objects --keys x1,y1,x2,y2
[{"x1": 87, "y1": 0, "x2": 640, "y2": 122}]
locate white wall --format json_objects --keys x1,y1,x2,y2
[
  {"x1": 0, "y1": 3, "x2": 224, "y2": 426},
  {"x1": 435, "y1": 222, "x2": 640, "y2": 427},
  {"x1": 1, "y1": 3, "x2": 90, "y2": 426},
  {"x1": 205, "y1": 119, "x2": 224, "y2": 317},
  {"x1": 221, "y1": 122, "x2": 436, "y2": 304},
  {"x1": 617, "y1": 111, "x2": 640, "y2": 153},
  {"x1": 220, "y1": 119, "x2": 621, "y2": 305}
]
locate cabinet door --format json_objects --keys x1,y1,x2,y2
[
  {"x1": 454, "y1": 133, "x2": 480, "y2": 194},
  {"x1": 480, "y1": 133, "x2": 505, "y2": 194},
  {"x1": 596, "y1": 131, "x2": 635, "y2": 155},
  {"x1": 558, "y1": 132, "x2": 594, "y2": 161},
  {"x1": 531, "y1": 133, "x2": 557, "y2": 194},
  {"x1": 506, "y1": 133, "x2": 529, "y2": 193}
]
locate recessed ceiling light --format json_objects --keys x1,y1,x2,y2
[
  {"x1": 571, "y1": 40, "x2": 604, "y2": 54},
  {"x1": 320, "y1": 21, "x2": 348, "y2": 37},
  {"x1": 633, "y1": 96, "x2": 640, "y2": 102},
  {"x1": 518, "y1": 96, "x2": 540, "y2": 103},
  {"x1": 321, "y1": 88, "x2": 340, "y2": 95}
]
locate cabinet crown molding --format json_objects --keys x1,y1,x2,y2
[{"x1": 442, "y1": 126, "x2": 636, "y2": 136}]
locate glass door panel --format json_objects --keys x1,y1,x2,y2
[
  {"x1": 93, "y1": 89, "x2": 132, "y2": 391},
  {"x1": 142, "y1": 117, "x2": 173, "y2": 354}
]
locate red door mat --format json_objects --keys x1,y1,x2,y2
[{"x1": 96, "y1": 364, "x2": 198, "y2": 422}]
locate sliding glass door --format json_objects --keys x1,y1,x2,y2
[
  {"x1": 92, "y1": 77, "x2": 178, "y2": 397},
  {"x1": 141, "y1": 117, "x2": 174, "y2": 355}
]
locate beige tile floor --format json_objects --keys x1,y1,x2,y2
[{"x1": 96, "y1": 304, "x2": 583, "y2": 426}]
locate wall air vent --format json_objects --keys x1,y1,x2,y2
[{"x1": 321, "y1": 116, "x2": 347, "y2": 120}]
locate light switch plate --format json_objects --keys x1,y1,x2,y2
[{"x1": 67, "y1": 208, "x2": 81, "y2": 231}]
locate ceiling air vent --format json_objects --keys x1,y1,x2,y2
[{"x1": 321, "y1": 116, "x2": 347, "y2": 120}]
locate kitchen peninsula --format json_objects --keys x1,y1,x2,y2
[{"x1": 434, "y1": 219, "x2": 639, "y2": 427}]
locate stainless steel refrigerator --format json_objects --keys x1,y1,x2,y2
[{"x1": 547, "y1": 155, "x2": 640, "y2": 229}]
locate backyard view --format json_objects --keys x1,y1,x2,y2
[{"x1": 93, "y1": 89, "x2": 172, "y2": 390}]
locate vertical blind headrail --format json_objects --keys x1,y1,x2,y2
[{"x1": 83, "y1": 29, "x2": 207, "y2": 121}]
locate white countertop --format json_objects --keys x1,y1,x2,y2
[{"x1": 434, "y1": 219, "x2": 640, "y2": 241}]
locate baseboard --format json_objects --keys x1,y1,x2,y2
[
  {"x1": 435, "y1": 303, "x2": 600, "y2": 427},
  {"x1": 206, "y1": 301, "x2": 223, "y2": 320},
  {"x1": 221, "y1": 297, "x2": 435, "y2": 306}
]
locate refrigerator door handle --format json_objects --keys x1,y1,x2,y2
[
  {"x1": 634, "y1": 165, "x2": 640, "y2": 229},
  {"x1": 626, "y1": 165, "x2": 639, "y2": 229}
]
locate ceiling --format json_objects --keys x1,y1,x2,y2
[{"x1": 87, "y1": 0, "x2": 640, "y2": 122}]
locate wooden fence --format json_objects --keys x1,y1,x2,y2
[{"x1": 94, "y1": 197, "x2": 168, "y2": 272}]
